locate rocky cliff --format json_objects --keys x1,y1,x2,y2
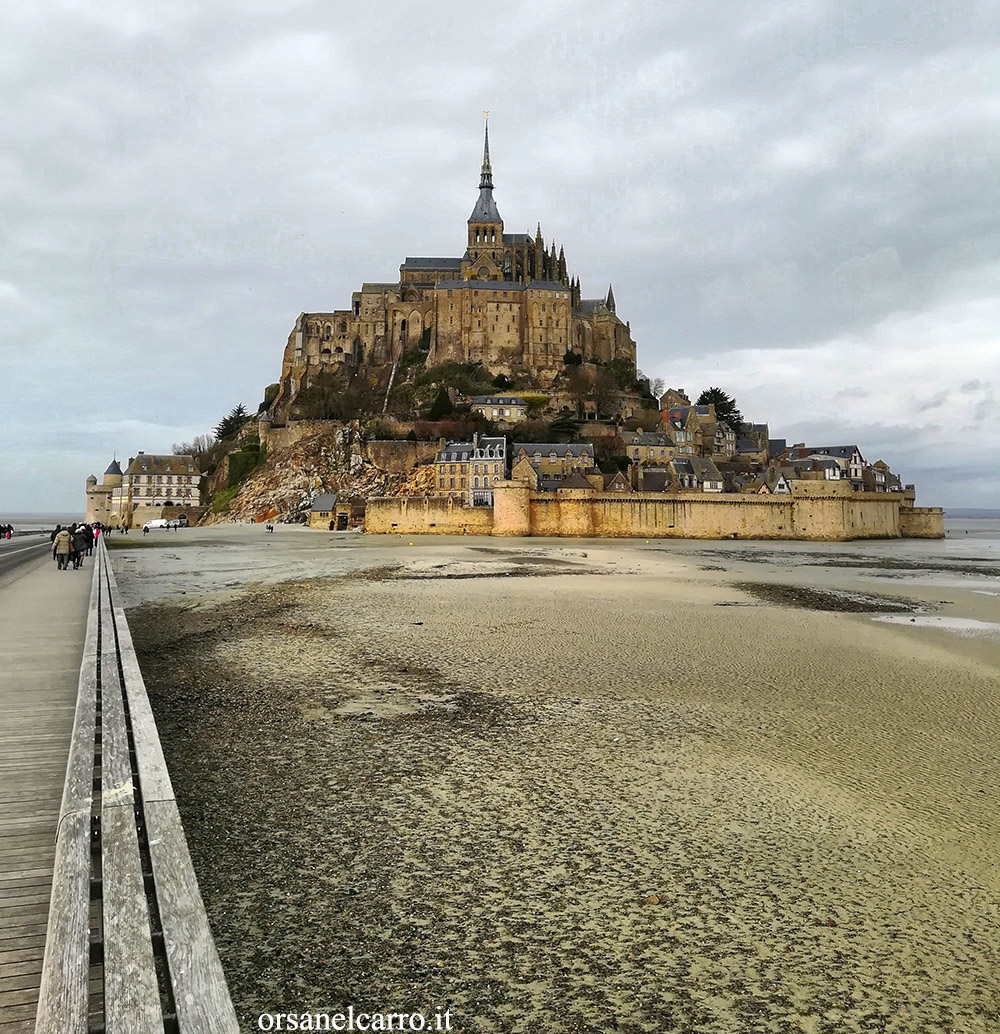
[{"x1": 201, "y1": 426, "x2": 435, "y2": 525}]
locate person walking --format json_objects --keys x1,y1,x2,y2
[
  {"x1": 52, "y1": 527, "x2": 72, "y2": 570},
  {"x1": 71, "y1": 524, "x2": 90, "y2": 569}
]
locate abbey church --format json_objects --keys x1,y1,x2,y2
[{"x1": 272, "y1": 120, "x2": 636, "y2": 415}]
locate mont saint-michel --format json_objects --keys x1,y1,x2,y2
[
  {"x1": 84, "y1": 120, "x2": 942, "y2": 542},
  {"x1": 270, "y1": 117, "x2": 635, "y2": 420}
]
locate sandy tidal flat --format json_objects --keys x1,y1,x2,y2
[{"x1": 115, "y1": 527, "x2": 1000, "y2": 1033}]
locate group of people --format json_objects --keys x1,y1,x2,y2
[
  {"x1": 0, "y1": 523, "x2": 13, "y2": 540},
  {"x1": 50, "y1": 522, "x2": 105, "y2": 571}
]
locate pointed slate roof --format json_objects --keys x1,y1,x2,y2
[
  {"x1": 469, "y1": 117, "x2": 502, "y2": 224},
  {"x1": 104, "y1": 459, "x2": 122, "y2": 475}
]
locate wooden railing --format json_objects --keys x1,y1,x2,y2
[{"x1": 35, "y1": 540, "x2": 238, "y2": 1033}]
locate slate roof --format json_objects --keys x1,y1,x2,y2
[
  {"x1": 622, "y1": 431, "x2": 673, "y2": 447},
  {"x1": 469, "y1": 187, "x2": 502, "y2": 223},
  {"x1": 436, "y1": 436, "x2": 506, "y2": 463},
  {"x1": 125, "y1": 454, "x2": 200, "y2": 476},
  {"x1": 503, "y1": 233, "x2": 531, "y2": 244},
  {"x1": 104, "y1": 459, "x2": 123, "y2": 475},
  {"x1": 310, "y1": 493, "x2": 338, "y2": 511},
  {"x1": 515, "y1": 443, "x2": 593, "y2": 458},
  {"x1": 435, "y1": 279, "x2": 524, "y2": 292},
  {"x1": 673, "y1": 456, "x2": 723, "y2": 482},
  {"x1": 436, "y1": 442, "x2": 475, "y2": 462},
  {"x1": 641, "y1": 470, "x2": 671, "y2": 492},
  {"x1": 526, "y1": 280, "x2": 571, "y2": 292},
  {"x1": 560, "y1": 472, "x2": 595, "y2": 490},
  {"x1": 470, "y1": 396, "x2": 526, "y2": 406},
  {"x1": 736, "y1": 438, "x2": 762, "y2": 453},
  {"x1": 400, "y1": 257, "x2": 463, "y2": 270},
  {"x1": 804, "y1": 445, "x2": 864, "y2": 461},
  {"x1": 602, "y1": 471, "x2": 631, "y2": 490},
  {"x1": 576, "y1": 299, "x2": 607, "y2": 315}
]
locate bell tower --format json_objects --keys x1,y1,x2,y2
[{"x1": 466, "y1": 113, "x2": 504, "y2": 278}]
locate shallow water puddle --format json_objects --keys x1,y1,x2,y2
[{"x1": 873, "y1": 614, "x2": 1000, "y2": 635}]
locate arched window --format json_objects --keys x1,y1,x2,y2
[
  {"x1": 474, "y1": 477, "x2": 480, "y2": 487},
  {"x1": 339, "y1": 321, "x2": 347, "y2": 335},
  {"x1": 484, "y1": 476, "x2": 490, "y2": 487}
]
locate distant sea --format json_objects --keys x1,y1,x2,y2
[
  {"x1": 945, "y1": 508, "x2": 1000, "y2": 520},
  {"x1": 2, "y1": 511, "x2": 85, "y2": 533}
]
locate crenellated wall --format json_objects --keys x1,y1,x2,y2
[
  {"x1": 365, "y1": 496, "x2": 494, "y2": 535},
  {"x1": 367, "y1": 484, "x2": 942, "y2": 540},
  {"x1": 899, "y1": 506, "x2": 946, "y2": 538}
]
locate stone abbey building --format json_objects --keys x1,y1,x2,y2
[{"x1": 272, "y1": 120, "x2": 636, "y2": 416}]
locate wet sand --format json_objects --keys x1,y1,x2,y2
[{"x1": 114, "y1": 527, "x2": 1000, "y2": 1033}]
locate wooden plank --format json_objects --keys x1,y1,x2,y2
[
  {"x1": 105, "y1": 561, "x2": 175, "y2": 806},
  {"x1": 144, "y1": 801, "x2": 240, "y2": 1033},
  {"x1": 29, "y1": 810, "x2": 88, "y2": 1034},
  {"x1": 0, "y1": 959, "x2": 43, "y2": 981},
  {"x1": 97, "y1": 547, "x2": 161, "y2": 1034},
  {"x1": 32, "y1": 552, "x2": 100, "y2": 1034},
  {"x1": 100, "y1": 806, "x2": 161, "y2": 1033}
]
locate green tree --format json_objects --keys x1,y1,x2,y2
[
  {"x1": 214, "y1": 404, "x2": 249, "y2": 441},
  {"x1": 258, "y1": 384, "x2": 279, "y2": 414},
  {"x1": 696, "y1": 387, "x2": 743, "y2": 432},
  {"x1": 428, "y1": 385, "x2": 455, "y2": 420}
]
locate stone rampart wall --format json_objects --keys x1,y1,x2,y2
[
  {"x1": 263, "y1": 420, "x2": 344, "y2": 453},
  {"x1": 365, "y1": 497, "x2": 494, "y2": 535},
  {"x1": 898, "y1": 506, "x2": 946, "y2": 538},
  {"x1": 367, "y1": 487, "x2": 927, "y2": 540},
  {"x1": 363, "y1": 440, "x2": 438, "y2": 473}
]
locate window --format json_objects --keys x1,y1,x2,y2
[
  {"x1": 474, "y1": 477, "x2": 480, "y2": 487},
  {"x1": 493, "y1": 464, "x2": 499, "y2": 474},
  {"x1": 450, "y1": 477, "x2": 455, "y2": 488}
]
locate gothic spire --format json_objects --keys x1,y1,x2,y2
[
  {"x1": 606, "y1": 283, "x2": 616, "y2": 312},
  {"x1": 480, "y1": 112, "x2": 493, "y2": 190},
  {"x1": 469, "y1": 112, "x2": 502, "y2": 225}
]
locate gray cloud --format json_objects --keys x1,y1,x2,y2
[{"x1": 3, "y1": 0, "x2": 1000, "y2": 509}]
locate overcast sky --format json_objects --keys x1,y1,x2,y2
[{"x1": 3, "y1": 0, "x2": 998, "y2": 512}]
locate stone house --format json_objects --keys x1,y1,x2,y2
[
  {"x1": 621, "y1": 430, "x2": 675, "y2": 465},
  {"x1": 671, "y1": 456, "x2": 724, "y2": 492},
  {"x1": 434, "y1": 434, "x2": 507, "y2": 505},
  {"x1": 469, "y1": 395, "x2": 528, "y2": 424},
  {"x1": 108, "y1": 452, "x2": 205, "y2": 528},
  {"x1": 511, "y1": 442, "x2": 595, "y2": 478}
]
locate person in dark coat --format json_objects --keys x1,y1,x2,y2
[{"x1": 70, "y1": 524, "x2": 90, "y2": 569}]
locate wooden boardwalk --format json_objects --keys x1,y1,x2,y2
[{"x1": 0, "y1": 548, "x2": 91, "y2": 1033}]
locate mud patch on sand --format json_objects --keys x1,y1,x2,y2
[
  {"x1": 734, "y1": 582, "x2": 921, "y2": 613},
  {"x1": 698, "y1": 548, "x2": 1000, "y2": 578}
]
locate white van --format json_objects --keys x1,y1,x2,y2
[{"x1": 142, "y1": 519, "x2": 170, "y2": 531}]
